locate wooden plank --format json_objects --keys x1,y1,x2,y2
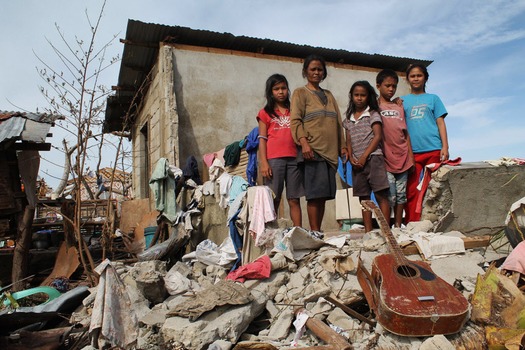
[
  {"x1": 295, "y1": 309, "x2": 353, "y2": 350},
  {"x1": 325, "y1": 296, "x2": 376, "y2": 327},
  {"x1": 119, "y1": 198, "x2": 151, "y2": 234},
  {"x1": 402, "y1": 235, "x2": 491, "y2": 255}
]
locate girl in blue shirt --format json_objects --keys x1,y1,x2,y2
[{"x1": 402, "y1": 64, "x2": 449, "y2": 223}]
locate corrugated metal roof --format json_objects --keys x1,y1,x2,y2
[
  {"x1": 104, "y1": 19, "x2": 432, "y2": 132},
  {"x1": 0, "y1": 110, "x2": 61, "y2": 124},
  {"x1": 0, "y1": 110, "x2": 60, "y2": 145}
]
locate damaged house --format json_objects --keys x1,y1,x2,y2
[
  {"x1": 0, "y1": 111, "x2": 59, "y2": 290},
  {"x1": 103, "y1": 19, "x2": 427, "y2": 231}
]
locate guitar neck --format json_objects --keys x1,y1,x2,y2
[{"x1": 362, "y1": 200, "x2": 407, "y2": 262}]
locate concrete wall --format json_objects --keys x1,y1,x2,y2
[
  {"x1": 424, "y1": 163, "x2": 525, "y2": 236},
  {"x1": 132, "y1": 43, "x2": 412, "y2": 231},
  {"x1": 132, "y1": 46, "x2": 179, "y2": 198},
  {"x1": 169, "y1": 44, "x2": 411, "y2": 163}
]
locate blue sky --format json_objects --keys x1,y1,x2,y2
[{"x1": 1, "y1": 0, "x2": 524, "y2": 187}]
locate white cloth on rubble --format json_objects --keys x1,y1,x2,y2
[
  {"x1": 89, "y1": 259, "x2": 138, "y2": 348},
  {"x1": 248, "y1": 186, "x2": 276, "y2": 244},
  {"x1": 505, "y1": 196, "x2": 525, "y2": 225},
  {"x1": 217, "y1": 172, "x2": 232, "y2": 209},
  {"x1": 272, "y1": 227, "x2": 327, "y2": 261},
  {"x1": 202, "y1": 180, "x2": 215, "y2": 196},
  {"x1": 190, "y1": 237, "x2": 238, "y2": 267},
  {"x1": 208, "y1": 158, "x2": 225, "y2": 181},
  {"x1": 397, "y1": 231, "x2": 465, "y2": 259}
]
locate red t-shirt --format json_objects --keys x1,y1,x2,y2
[
  {"x1": 257, "y1": 108, "x2": 297, "y2": 159},
  {"x1": 380, "y1": 102, "x2": 413, "y2": 173}
]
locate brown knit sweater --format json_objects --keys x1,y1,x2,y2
[{"x1": 290, "y1": 86, "x2": 345, "y2": 168}]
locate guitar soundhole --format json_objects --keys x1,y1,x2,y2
[{"x1": 396, "y1": 264, "x2": 419, "y2": 278}]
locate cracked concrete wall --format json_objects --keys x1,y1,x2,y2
[{"x1": 423, "y1": 162, "x2": 525, "y2": 235}]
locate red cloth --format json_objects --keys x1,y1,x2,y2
[
  {"x1": 226, "y1": 255, "x2": 272, "y2": 283},
  {"x1": 406, "y1": 151, "x2": 441, "y2": 223},
  {"x1": 415, "y1": 157, "x2": 462, "y2": 215}
]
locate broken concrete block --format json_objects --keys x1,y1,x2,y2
[
  {"x1": 136, "y1": 327, "x2": 162, "y2": 350},
  {"x1": 169, "y1": 260, "x2": 193, "y2": 278},
  {"x1": 140, "y1": 304, "x2": 168, "y2": 327},
  {"x1": 206, "y1": 264, "x2": 228, "y2": 281},
  {"x1": 305, "y1": 297, "x2": 333, "y2": 320},
  {"x1": 406, "y1": 219, "x2": 434, "y2": 233},
  {"x1": 125, "y1": 283, "x2": 152, "y2": 320},
  {"x1": 288, "y1": 266, "x2": 309, "y2": 289},
  {"x1": 128, "y1": 260, "x2": 168, "y2": 304},
  {"x1": 428, "y1": 250, "x2": 485, "y2": 285},
  {"x1": 161, "y1": 316, "x2": 207, "y2": 349},
  {"x1": 269, "y1": 252, "x2": 287, "y2": 271},
  {"x1": 327, "y1": 307, "x2": 360, "y2": 343},
  {"x1": 267, "y1": 305, "x2": 294, "y2": 340},
  {"x1": 420, "y1": 334, "x2": 455, "y2": 349},
  {"x1": 302, "y1": 280, "x2": 331, "y2": 303},
  {"x1": 273, "y1": 285, "x2": 287, "y2": 303},
  {"x1": 168, "y1": 280, "x2": 252, "y2": 321},
  {"x1": 208, "y1": 339, "x2": 233, "y2": 349},
  {"x1": 265, "y1": 300, "x2": 279, "y2": 319}
]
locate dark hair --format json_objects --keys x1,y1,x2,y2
[
  {"x1": 406, "y1": 64, "x2": 429, "y2": 91},
  {"x1": 376, "y1": 69, "x2": 399, "y2": 85},
  {"x1": 302, "y1": 54, "x2": 328, "y2": 80},
  {"x1": 263, "y1": 74, "x2": 290, "y2": 118},
  {"x1": 345, "y1": 80, "x2": 379, "y2": 119}
]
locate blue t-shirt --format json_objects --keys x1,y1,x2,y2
[{"x1": 402, "y1": 93, "x2": 447, "y2": 153}]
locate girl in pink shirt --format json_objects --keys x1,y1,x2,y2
[{"x1": 257, "y1": 74, "x2": 304, "y2": 226}]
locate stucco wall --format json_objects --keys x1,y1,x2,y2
[
  {"x1": 133, "y1": 43, "x2": 412, "y2": 231},
  {"x1": 169, "y1": 45, "x2": 411, "y2": 163}
]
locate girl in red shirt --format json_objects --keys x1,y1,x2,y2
[{"x1": 257, "y1": 74, "x2": 304, "y2": 226}]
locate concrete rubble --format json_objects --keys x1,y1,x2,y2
[
  {"x1": 67, "y1": 220, "x2": 510, "y2": 350},
  {"x1": 47, "y1": 162, "x2": 525, "y2": 349}
]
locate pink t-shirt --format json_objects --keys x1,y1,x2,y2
[
  {"x1": 257, "y1": 108, "x2": 297, "y2": 159},
  {"x1": 380, "y1": 102, "x2": 413, "y2": 173}
]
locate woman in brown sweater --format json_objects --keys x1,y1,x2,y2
[{"x1": 290, "y1": 55, "x2": 348, "y2": 231}]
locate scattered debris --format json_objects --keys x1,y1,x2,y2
[{"x1": 2, "y1": 158, "x2": 524, "y2": 349}]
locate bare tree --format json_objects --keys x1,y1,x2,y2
[{"x1": 30, "y1": 0, "x2": 125, "y2": 284}]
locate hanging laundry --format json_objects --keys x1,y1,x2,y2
[
  {"x1": 224, "y1": 140, "x2": 243, "y2": 167},
  {"x1": 245, "y1": 127, "x2": 259, "y2": 186}
]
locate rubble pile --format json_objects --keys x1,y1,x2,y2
[
  {"x1": 69, "y1": 221, "x2": 507, "y2": 350},
  {"x1": 4, "y1": 158, "x2": 524, "y2": 350}
]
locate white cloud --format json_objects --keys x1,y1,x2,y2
[
  {"x1": 364, "y1": 0, "x2": 525, "y2": 58},
  {"x1": 447, "y1": 97, "x2": 509, "y2": 128}
]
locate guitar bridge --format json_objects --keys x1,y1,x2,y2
[{"x1": 418, "y1": 296, "x2": 435, "y2": 301}]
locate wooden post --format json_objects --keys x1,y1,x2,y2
[
  {"x1": 295, "y1": 309, "x2": 353, "y2": 350},
  {"x1": 12, "y1": 205, "x2": 35, "y2": 291}
]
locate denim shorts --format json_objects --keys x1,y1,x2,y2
[{"x1": 387, "y1": 170, "x2": 408, "y2": 205}]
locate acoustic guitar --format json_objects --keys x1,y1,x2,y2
[{"x1": 356, "y1": 200, "x2": 470, "y2": 336}]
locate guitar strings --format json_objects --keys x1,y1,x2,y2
[{"x1": 363, "y1": 200, "x2": 426, "y2": 297}]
